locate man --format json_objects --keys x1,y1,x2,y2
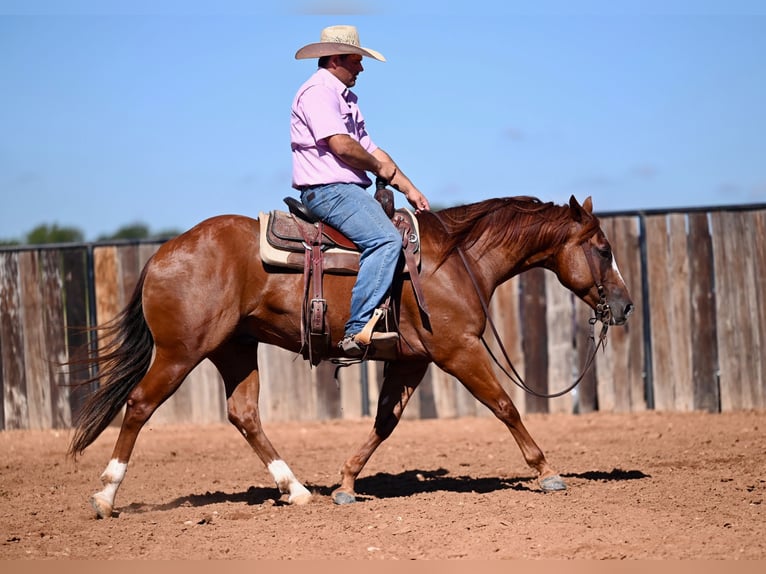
[{"x1": 291, "y1": 25, "x2": 430, "y2": 357}]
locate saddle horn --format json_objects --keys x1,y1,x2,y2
[{"x1": 374, "y1": 177, "x2": 396, "y2": 219}]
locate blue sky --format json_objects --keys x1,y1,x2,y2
[{"x1": 2, "y1": 1, "x2": 765, "y2": 241}]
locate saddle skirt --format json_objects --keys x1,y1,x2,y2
[{"x1": 260, "y1": 208, "x2": 421, "y2": 275}]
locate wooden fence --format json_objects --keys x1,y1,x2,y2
[{"x1": 1, "y1": 204, "x2": 765, "y2": 430}]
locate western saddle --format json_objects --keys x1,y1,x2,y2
[{"x1": 259, "y1": 182, "x2": 429, "y2": 364}]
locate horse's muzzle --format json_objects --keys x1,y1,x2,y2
[{"x1": 611, "y1": 302, "x2": 634, "y2": 326}]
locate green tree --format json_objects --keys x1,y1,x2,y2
[
  {"x1": 25, "y1": 224, "x2": 84, "y2": 245},
  {"x1": 99, "y1": 223, "x2": 151, "y2": 241},
  {"x1": 152, "y1": 227, "x2": 181, "y2": 239},
  {"x1": 97, "y1": 223, "x2": 181, "y2": 241}
]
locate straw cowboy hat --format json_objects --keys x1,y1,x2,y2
[{"x1": 295, "y1": 25, "x2": 386, "y2": 62}]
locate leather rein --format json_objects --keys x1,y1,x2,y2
[{"x1": 432, "y1": 212, "x2": 612, "y2": 399}]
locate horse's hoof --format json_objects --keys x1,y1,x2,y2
[
  {"x1": 289, "y1": 491, "x2": 312, "y2": 506},
  {"x1": 90, "y1": 494, "x2": 113, "y2": 518},
  {"x1": 332, "y1": 491, "x2": 357, "y2": 505},
  {"x1": 540, "y1": 474, "x2": 567, "y2": 492}
]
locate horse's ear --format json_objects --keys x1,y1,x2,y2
[
  {"x1": 569, "y1": 195, "x2": 594, "y2": 222},
  {"x1": 569, "y1": 195, "x2": 584, "y2": 222}
]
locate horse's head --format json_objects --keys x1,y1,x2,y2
[{"x1": 548, "y1": 196, "x2": 634, "y2": 326}]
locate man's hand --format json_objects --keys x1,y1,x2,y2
[
  {"x1": 404, "y1": 188, "x2": 430, "y2": 214},
  {"x1": 370, "y1": 149, "x2": 430, "y2": 214}
]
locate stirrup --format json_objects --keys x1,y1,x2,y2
[
  {"x1": 338, "y1": 331, "x2": 399, "y2": 360},
  {"x1": 355, "y1": 308, "x2": 385, "y2": 345},
  {"x1": 339, "y1": 335, "x2": 367, "y2": 358}
]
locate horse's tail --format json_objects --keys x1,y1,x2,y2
[{"x1": 67, "y1": 261, "x2": 154, "y2": 458}]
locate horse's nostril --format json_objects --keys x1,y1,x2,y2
[{"x1": 625, "y1": 303, "x2": 634, "y2": 317}]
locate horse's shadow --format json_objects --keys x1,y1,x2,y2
[{"x1": 118, "y1": 466, "x2": 650, "y2": 515}]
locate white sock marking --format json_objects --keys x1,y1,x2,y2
[
  {"x1": 268, "y1": 459, "x2": 311, "y2": 502},
  {"x1": 95, "y1": 459, "x2": 127, "y2": 507}
]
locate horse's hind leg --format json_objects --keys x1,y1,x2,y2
[
  {"x1": 210, "y1": 342, "x2": 312, "y2": 505},
  {"x1": 333, "y1": 360, "x2": 429, "y2": 505},
  {"x1": 91, "y1": 351, "x2": 196, "y2": 518}
]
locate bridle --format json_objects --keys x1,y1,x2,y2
[
  {"x1": 436, "y1": 212, "x2": 612, "y2": 399},
  {"x1": 580, "y1": 238, "x2": 613, "y2": 328}
]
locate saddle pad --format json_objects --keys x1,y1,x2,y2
[{"x1": 259, "y1": 209, "x2": 421, "y2": 275}]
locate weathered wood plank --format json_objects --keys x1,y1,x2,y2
[
  {"x1": 40, "y1": 250, "x2": 70, "y2": 428},
  {"x1": 117, "y1": 244, "x2": 140, "y2": 308},
  {"x1": 644, "y1": 215, "x2": 675, "y2": 410},
  {"x1": 340, "y1": 361, "x2": 365, "y2": 420},
  {"x1": 315, "y1": 360, "x2": 342, "y2": 420},
  {"x1": 594, "y1": 217, "x2": 617, "y2": 412},
  {"x1": 711, "y1": 210, "x2": 763, "y2": 411},
  {"x1": 574, "y1": 298, "x2": 598, "y2": 413},
  {"x1": 0, "y1": 252, "x2": 28, "y2": 429},
  {"x1": 545, "y1": 271, "x2": 574, "y2": 414},
  {"x1": 454, "y1": 370, "x2": 481, "y2": 417},
  {"x1": 93, "y1": 246, "x2": 120, "y2": 327},
  {"x1": 367, "y1": 361, "x2": 385, "y2": 418},
  {"x1": 735, "y1": 211, "x2": 761, "y2": 409},
  {"x1": 61, "y1": 248, "x2": 93, "y2": 419},
  {"x1": 417, "y1": 364, "x2": 438, "y2": 419},
  {"x1": 754, "y1": 211, "x2": 766, "y2": 409},
  {"x1": 258, "y1": 344, "x2": 316, "y2": 422},
  {"x1": 429, "y1": 364, "x2": 460, "y2": 419},
  {"x1": 520, "y1": 268, "x2": 548, "y2": 413},
  {"x1": 150, "y1": 372, "x2": 184, "y2": 425},
  {"x1": 92, "y1": 246, "x2": 123, "y2": 426},
  {"x1": 18, "y1": 251, "x2": 51, "y2": 430},
  {"x1": 596, "y1": 218, "x2": 628, "y2": 412},
  {"x1": 600, "y1": 216, "x2": 646, "y2": 411},
  {"x1": 687, "y1": 212, "x2": 719, "y2": 412},
  {"x1": 619, "y1": 216, "x2": 647, "y2": 411},
  {"x1": 187, "y1": 359, "x2": 226, "y2": 424},
  {"x1": 668, "y1": 213, "x2": 694, "y2": 411},
  {"x1": 710, "y1": 211, "x2": 745, "y2": 411}
]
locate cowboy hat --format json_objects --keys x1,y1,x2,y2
[{"x1": 295, "y1": 25, "x2": 386, "y2": 62}]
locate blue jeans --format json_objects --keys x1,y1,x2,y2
[{"x1": 300, "y1": 183, "x2": 402, "y2": 337}]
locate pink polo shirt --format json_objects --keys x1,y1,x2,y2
[{"x1": 291, "y1": 68, "x2": 378, "y2": 189}]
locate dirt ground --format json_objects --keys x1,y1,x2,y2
[{"x1": 1, "y1": 410, "x2": 764, "y2": 560}]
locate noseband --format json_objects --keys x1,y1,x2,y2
[{"x1": 580, "y1": 241, "x2": 613, "y2": 327}]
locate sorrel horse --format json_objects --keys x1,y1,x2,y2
[{"x1": 68, "y1": 194, "x2": 633, "y2": 517}]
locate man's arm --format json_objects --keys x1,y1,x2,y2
[{"x1": 325, "y1": 134, "x2": 396, "y2": 180}]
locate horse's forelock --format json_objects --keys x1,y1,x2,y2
[{"x1": 575, "y1": 211, "x2": 602, "y2": 243}]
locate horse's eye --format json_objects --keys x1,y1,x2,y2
[{"x1": 597, "y1": 246, "x2": 612, "y2": 261}]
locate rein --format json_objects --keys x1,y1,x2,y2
[{"x1": 433, "y1": 212, "x2": 611, "y2": 399}]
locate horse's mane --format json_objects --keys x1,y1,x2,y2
[{"x1": 428, "y1": 196, "x2": 599, "y2": 265}]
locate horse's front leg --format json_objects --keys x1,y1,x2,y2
[
  {"x1": 439, "y1": 339, "x2": 566, "y2": 491},
  {"x1": 333, "y1": 360, "x2": 430, "y2": 505}
]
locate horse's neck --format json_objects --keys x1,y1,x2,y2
[{"x1": 467, "y1": 231, "x2": 557, "y2": 292}]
